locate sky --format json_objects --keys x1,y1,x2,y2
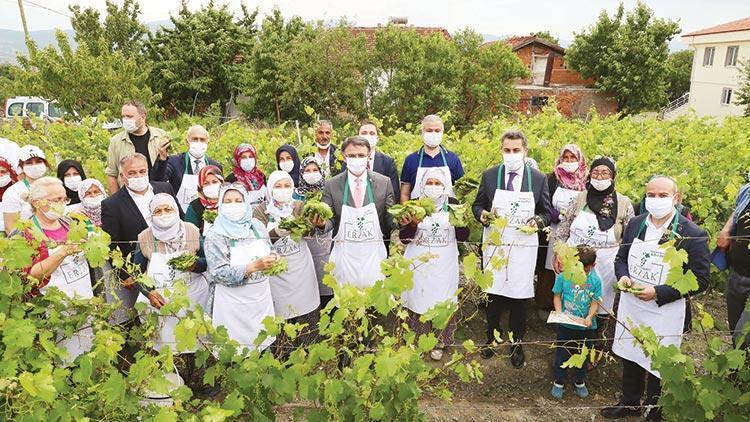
[{"x1": 1, "y1": 0, "x2": 748, "y2": 42}]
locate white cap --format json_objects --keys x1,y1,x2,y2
[{"x1": 18, "y1": 145, "x2": 46, "y2": 162}]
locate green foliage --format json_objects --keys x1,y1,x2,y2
[
  {"x1": 735, "y1": 59, "x2": 750, "y2": 116},
  {"x1": 665, "y1": 50, "x2": 694, "y2": 102},
  {"x1": 68, "y1": 0, "x2": 147, "y2": 58},
  {"x1": 533, "y1": 31, "x2": 560, "y2": 46}
]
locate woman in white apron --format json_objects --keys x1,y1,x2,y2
[
  {"x1": 409, "y1": 146, "x2": 454, "y2": 200},
  {"x1": 204, "y1": 184, "x2": 279, "y2": 353},
  {"x1": 23, "y1": 177, "x2": 93, "y2": 365},
  {"x1": 185, "y1": 165, "x2": 224, "y2": 236},
  {"x1": 400, "y1": 168, "x2": 469, "y2": 361},
  {"x1": 225, "y1": 144, "x2": 269, "y2": 209},
  {"x1": 254, "y1": 171, "x2": 320, "y2": 350},
  {"x1": 535, "y1": 144, "x2": 588, "y2": 319},
  {"x1": 293, "y1": 157, "x2": 334, "y2": 308}
]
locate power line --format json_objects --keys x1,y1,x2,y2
[{"x1": 21, "y1": 0, "x2": 72, "y2": 18}]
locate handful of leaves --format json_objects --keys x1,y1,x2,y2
[
  {"x1": 167, "y1": 253, "x2": 198, "y2": 272},
  {"x1": 448, "y1": 203, "x2": 470, "y2": 228},
  {"x1": 616, "y1": 280, "x2": 645, "y2": 294},
  {"x1": 453, "y1": 176, "x2": 480, "y2": 199},
  {"x1": 263, "y1": 257, "x2": 288, "y2": 276},
  {"x1": 202, "y1": 209, "x2": 218, "y2": 224},
  {"x1": 517, "y1": 225, "x2": 539, "y2": 235},
  {"x1": 278, "y1": 216, "x2": 311, "y2": 242},
  {"x1": 302, "y1": 200, "x2": 333, "y2": 221},
  {"x1": 481, "y1": 210, "x2": 497, "y2": 225},
  {"x1": 388, "y1": 198, "x2": 436, "y2": 221}
]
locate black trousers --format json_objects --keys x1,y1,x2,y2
[
  {"x1": 485, "y1": 293, "x2": 526, "y2": 343},
  {"x1": 621, "y1": 357, "x2": 661, "y2": 406}
]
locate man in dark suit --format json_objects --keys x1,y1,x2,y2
[
  {"x1": 356, "y1": 120, "x2": 400, "y2": 197},
  {"x1": 601, "y1": 176, "x2": 709, "y2": 421},
  {"x1": 150, "y1": 124, "x2": 222, "y2": 213},
  {"x1": 472, "y1": 130, "x2": 551, "y2": 367}
]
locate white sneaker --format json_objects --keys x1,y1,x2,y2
[{"x1": 430, "y1": 348, "x2": 444, "y2": 361}]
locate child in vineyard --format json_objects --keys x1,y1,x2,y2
[{"x1": 550, "y1": 244, "x2": 601, "y2": 399}]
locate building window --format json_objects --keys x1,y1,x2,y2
[
  {"x1": 703, "y1": 47, "x2": 715, "y2": 66},
  {"x1": 721, "y1": 88, "x2": 733, "y2": 106},
  {"x1": 531, "y1": 96, "x2": 549, "y2": 107},
  {"x1": 725, "y1": 46, "x2": 739, "y2": 67}
]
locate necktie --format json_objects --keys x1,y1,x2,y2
[
  {"x1": 194, "y1": 159, "x2": 201, "y2": 174},
  {"x1": 354, "y1": 178, "x2": 364, "y2": 208},
  {"x1": 506, "y1": 171, "x2": 517, "y2": 191}
]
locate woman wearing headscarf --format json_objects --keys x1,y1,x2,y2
[
  {"x1": 56, "y1": 160, "x2": 87, "y2": 206},
  {"x1": 225, "y1": 144, "x2": 268, "y2": 208},
  {"x1": 276, "y1": 145, "x2": 301, "y2": 186},
  {"x1": 253, "y1": 170, "x2": 320, "y2": 350},
  {"x1": 185, "y1": 165, "x2": 224, "y2": 235},
  {"x1": 0, "y1": 157, "x2": 19, "y2": 235},
  {"x1": 205, "y1": 183, "x2": 279, "y2": 352},
  {"x1": 400, "y1": 168, "x2": 469, "y2": 361},
  {"x1": 68, "y1": 179, "x2": 107, "y2": 227},
  {"x1": 536, "y1": 145, "x2": 588, "y2": 318},
  {"x1": 554, "y1": 156, "x2": 634, "y2": 352}
]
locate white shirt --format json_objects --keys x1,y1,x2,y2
[
  {"x1": 0, "y1": 138, "x2": 21, "y2": 174},
  {"x1": 315, "y1": 150, "x2": 331, "y2": 177},
  {"x1": 645, "y1": 210, "x2": 677, "y2": 242},
  {"x1": 504, "y1": 166, "x2": 522, "y2": 192},
  {"x1": 2, "y1": 179, "x2": 31, "y2": 216},
  {"x1": 127, "y1": 185, "x2": 155, "y2": 225}
]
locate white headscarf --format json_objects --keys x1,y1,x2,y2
[
  {"x1": 265, "y1": 170, "x2": 294, "y2": 220},
  {"x1": 76, "y1": 178, "x2": 106, "y2": 226},
  {"x1": 420, "y1": 167, "x2": 452, "y2": 210},
  {"x1": 149, "y1": 193, "x2": 184, "y2": 244},
  {"x1": 210, "y1": 185, "x2": 255, "y2": 239}
]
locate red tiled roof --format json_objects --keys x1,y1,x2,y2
[
  {"x1": 683, "y1": 17, "x2": 750, "y2": 37},
  {"x1": 485, "y1": 35, "x2": 565, "y2": 54}
]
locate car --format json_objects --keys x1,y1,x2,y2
[{"x1": 3, "y1": 96, "x2": 66, "y2": 121}]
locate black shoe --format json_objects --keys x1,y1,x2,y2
[
  {"x1": 510, "y1": 344, "x2": 525, "y2": 368},
  {"x1": 480, "y1": 345, "x2": 495, "y2": 359},
  {"x1": 600, "y1": 402, "x2": 643, "y2": 419}
]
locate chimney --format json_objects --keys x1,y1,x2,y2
[{"x1": 388, "y1": 16, "x2": 408, "y2": 26}]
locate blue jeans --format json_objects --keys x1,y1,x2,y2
[{"x1": 553, "y1": 325, "x2": 595, "y2": 384}]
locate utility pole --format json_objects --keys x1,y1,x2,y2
[{"x1": 17, "y1": 0, "x2": 30, "y2": 41}]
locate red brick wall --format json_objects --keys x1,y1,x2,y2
[
  {"x1": 512, "y1": 43, "x2": 594, "y2": 87},
  {"x1": 514, "y1": 87, "x2": 618, "y2": 117}
]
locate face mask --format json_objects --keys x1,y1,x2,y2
[
  {"x1": 279, "y1": 160, "x2": 295, "y2": 173},
  {"x1": 362, "y1": 135, "x2": 378, "y2": 149},
  {"x1": 189, "y1": 142, "x2": 208, "y2": 159},
  {"x1": 23, "y1": 163, "x2": 47, "y2": 179},
  {"x1": 423, "y1": 132, "x2": 442, "y2": 148},
  {"x1": 82, "y1": 195, "x2": 104, "y2": 208},
  {"x1": 152, "y1": 212, "x2": 178, "y2": 229},
  {"x1": 64, "y1": 175, "x2": 82, "y2": 191},
  {"x1": 43, "y1": 203, "x2": 65, "y2": 220},
  {"x1": 272, "y1": 187, "x2": 294, "y2": 203},
  {"x1": 503, "y1": 153, "x2": 525, "y2": 172},
  {"x1": 222, "y1": 203, "x2": 246, "y2": 221},
  {"x1": 203, "y1": 183, "x2": 221, "y2": 199},
  {"x1": 558, "y1": 162, "x2": 579, "y2": 174},
  {"x1": 0, "y1": 174, "x2": 11, "y2": 188},
  {"x1": 346, "y1": 157, "x2": 367, "y2": 176},
  {"x1": 423, "y1": 185, "x2": 444, "y2": 199},
  {"x1": 240, "y1": 158, "x2": 256, "y2": 172},
  {"x1": 122, "y1": 118, "x2": 138, "y2": 134},
  {"x1": 127, "y1": 175, "x2": 149, "y2": 192},
  {"x1": 302, "y1": 172, "x2": 323, "y2": 185},
  {"x1": 590, "y1": 178, "x2": 612, "y2": 192},
  {"x1": 645, "y1": 197, "x2": 676, "y2": 219},
  {"x1": 316, "y1": 142, "x2": 331, "y2": 150}
]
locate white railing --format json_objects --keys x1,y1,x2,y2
[{"x1": 659, "y1": 92, "x2": 689, "y2": 119}]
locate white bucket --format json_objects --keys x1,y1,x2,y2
[{"x1": 138, "y1": 371, "x2": 184, "y2": 408}]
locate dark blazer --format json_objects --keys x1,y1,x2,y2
[
  {"x1": 150, "y1": 152, "x2": 222, "y2": 193},
  {"x1": 471, "y1": 164, "x2": 551, "y2": 228},
  {"x1": 614, "y1": 213, "x2": 710, "y2": 330},
  {"x1": 321, "y1": 170, "x2": 396, "y2": 238},
  {"x1": 101, "y1": 182, "x2": 177, "y2": 280},
  {"x1": 341, "y1": 151, "x2": 400, "y2": 198}
]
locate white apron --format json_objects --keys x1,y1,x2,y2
[
  {"x1": 566, "y1": 208, "x2": 619, "y2": 314},
  {"x1": 176, "y1": 155, "x2": 205, "y2": 213},
  {"x1": 410, "y1": 147, "x2": 453, "y2": 199},
  {"x1": 246, "y1": 186, "x2": 269, "y2": 209},
  {"x1": 329, "y1": 177, "x2": 386, "y2": 288},
  {"x1": 612, "y1": 215, "x2": 684, "y2": 378},
  {"x1": 544, "y1": 187, "x2": 582, "y2": 269},
  {"x1": 308, "y1": 231, "x2": 333, "y2": 296},
  {"x1": 482, "y1": 166, "x2": 539, "y2": 298},
  {"x1": 402, "y1": 209, "x2": 459, "y2": 314},
  {"x1": 212, "y1": 233, "x2": 276, "y2": 352},
  {"x1": 137, "y1": 250, "x2": 210, "y2": 352},
  {"x1": 41, "y1": 249, "x2": 94, "y2": 364},
  {"x1": 269, "y1": 229, "x2": 320, "y2": 319}
]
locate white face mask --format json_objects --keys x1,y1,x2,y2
[
  {"x1": 279, "y1": 160, "x2": 295, "y2": 173},
  {"x1": 0, "y1": 174, "x2": 11, "y2": 188},
  {"x1": 82, "y1": 194, "x2": 104, "y2": 208},
  {"x1": 122, "y1": 118, "x2": 139, "y2": 134},
  {"x1": 423, "y1": 185, "x2": 445, "y2": 199},
  {"x1": 316, "y1": 142, "x2": 331, "y2": 150},
  {"x1": 423, "y1": 132, "x2": 442, "y2": 148},
  {"x1": 272, "y1": 187, "x2": 294, "y2": 203},
  {"x1": 361, "y1": 134, "x2": 378, "y2": 149},
  {"x1": 64, "y1": 175, "x2": 82, "y2": 191},
  {"x1": 202, "y1": 183, "x2": 221, "y2": 199},
  {"x1": 222, "y1": 203, "x2": 246, "y2": 221},
  {"x1": 590, "y1": 178, "x2": 612, "y2": 192},
  {"x1": 503, "y1": 153, "x2": 525, "y2": 172},
  {"x1": 302, "y1": 172, "x2": 322, "y2": 185},
  {"x1": 346, "y1": 157, "x2": 367, "y2": 176},
  {"x1": 240, "y1": 158, "x2": 256, "y2": 172},
  {"x1": 127, "y1": 175, "x2": 149, "y2": 192},
  {"x1": 42, "y1": 203, "x2": 65, "y2": 221},
  {"x1": 189, "y1": 142, "x2": 208, "y2": 159},
  {"x1": 152, "y1": 212, "x2": 178, "y2": 229},
  {"x1": 558, "y1": 162, "x2": 579, "y2": 174},
  {"x1": 645, "y1": 196, "x2": 676, "y2": 219},
  {"x1": 23, "y1": 163, "x2": 47, "y2": 179}
]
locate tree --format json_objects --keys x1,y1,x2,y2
[
  {"x1": 533, "y1": 31, "x2": 560, "y2": 46},
  {"x1": 735, "y1": 59, "x2": 750, "y2": 116},
  {"x1": 144, "y1": 1, "x2": 257, "y2": 114},
  {"x1": 566, "y1": 2, "x2": 680, "y2": 114},
  {"x1": 69, "y1": 0, "x2": 147, "y2": 58},
  {"x1": 665, "y1": 50, "x2": 694, "y2": 102}
]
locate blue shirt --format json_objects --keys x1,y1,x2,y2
[
  {"x1": 400, "y1": 147, "x2": 464, "y2": 189},
  {"x1": 552, "y1": 271, "x2": 602, "y2": 330}
]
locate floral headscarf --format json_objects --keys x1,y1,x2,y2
[
  {"x1": 0, "y1": 157, "x2": 18, "y2": 201},
  {"x1": 553, "y1": 144, "x2": 588, "y2": 191},
  {"x1": 232, "y1": 144, "x2": 265, "y2": 192},
  {"x1": 76, "y1": 178, "x2": 106, "y2": 227},
  {"x1": 198, "y1": 165, "x2": 224, "y2": 209},
  {"x1": 294, "y1": 157, "x2": 325, "y2": 198}
]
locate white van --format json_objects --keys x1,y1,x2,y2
[{"x1": 3, "y1": 96, "x2": 65, "y2": 120}]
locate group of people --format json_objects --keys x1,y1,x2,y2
[{"x1": 0, "y1": 98, "x2": 741, "y2": 421}]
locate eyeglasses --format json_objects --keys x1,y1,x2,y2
[
  {"x1": 220, "y1": 182, "x2": 246, "y2": 190},
  {"x1": 591, "y1": 170, "x2": 612, "y2": 178},
  {"x1": 47, "y1": 197, "x2": 71, "y2": 205}
]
